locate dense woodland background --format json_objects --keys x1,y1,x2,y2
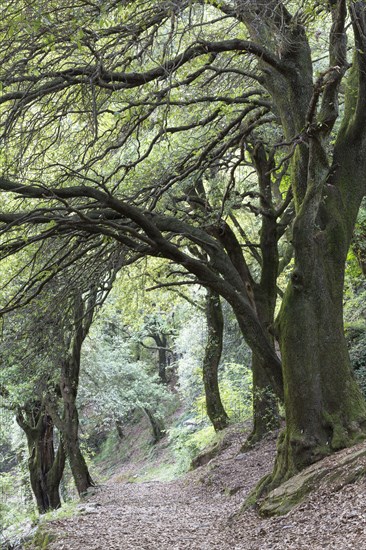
[{"x1": 0, "y1": 0, "x2": 366, "y2": 546}]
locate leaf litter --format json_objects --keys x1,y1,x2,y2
[{"x1": 40, "y1": 426, "x2": 366, "y2": 550}]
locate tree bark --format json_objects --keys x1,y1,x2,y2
[
  {"x1": 115, "y1": 418, "x2": 125, "y2": 440},
  {"x1": 58, "y1": 354, "x2": 94, "y2": 495},
  {"x1": 203, "y1": 290, "x2": 229, "y2": 431},
  {"x1": 246, "y1": 354, "x2": 279, "y2": 447},
  {"x1": 273, "y1": 241, "x2": 366, "y2": 484},
  {"x1": 47, "y1": 291, "x2": 98, "y2": 496},
  {"x1": 252, "y1": 132, "x2": 366, "y2": 496},
  {"x1": 17, "y1": 403, "x2": 65, "y2": 514},
  {"x1": 143, "y1": 407, "x2": 165, "y2": 443},
  {"x1": 241, "y1": 3, "x2": 366, "y2": 493}
]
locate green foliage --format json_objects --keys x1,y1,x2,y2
[
  {"x1": 168, "y1": 424, "x2": 218, "y2": 474},
  {"x1": 79, "y1": 313, "x2": 174, "y2": 433},
  {"x1": 220, "y1": 301, "x2": 252, "y2": 366},
  {"x1": 219, "y1": 363, "x2": 253, "y2": 420},
  {"x1": 0, "y1": 409, "x2": 17, "y2": 472},
  {"x1": 93, "y1": 430, "x2": 121, "y2": 466},
  {"x1": 0, "y1": 471, "x2": 16, "y2": 525},
  {"x1": 344, "y1": 211, "x2": 366, "y2": 399},
  {"x1": 25, "y1": 527, "x2": 55, "y2": 550},
  {"x1": 0, "y1": 468, "x2": 37, "y2": 541},
  {"x1": 175, "y1": 312, "x2": 206, "y2": 407},
  {"x1": 345, "y1": 322, "x2": 366, "y2": 398},
  {"x1": 352, "y1": 199, "x2": 366, "y2": 273},
  {"x1": 132, "y1": 462, "x2": 179, "y2": 483},
  {"x1": 175, "y1": 302, "x2": 252, "y2": 425},
  {"x1": 194, "y1": 362, "x2": 252, "y2": 422},
  {"x1": 344, "y1": 205, "x2": 366, "y2": 398},
  {"x1": 0, "y1": 417, "x2": 35, "y2": 540},
  {"x1": 168, "y1": 301, "x2": 252, "y2": 473}
]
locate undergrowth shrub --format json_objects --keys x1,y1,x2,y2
[
  {"x1": 168, "y1": 424, "x2": 218, "y2": 473},
  {"x1": 345, "y1": 322, "x2": 366, "y2": 398}
]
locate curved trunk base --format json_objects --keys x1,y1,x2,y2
[
  {"x1": 260, "y1": 443, "x2": 366, "y2": 517},
  {"x1": 266, "y1": 232, "x2": 366, "y2": 501},
  {"x1": 245, "y1": 420, "x2": 366, "y2": 509},
  {"x1": 68, "y1": 444, "x2": 95, "y2": 495}
]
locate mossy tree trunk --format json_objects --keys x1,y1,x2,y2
[
  {"x1": 203, "y1": 289, "x2": 229, "y2": 431},
  {"x1": 48, "y1": 291, "x2": 97, "y2": 495},
  {"x1": 244, "y1": 144, "x2": 282, "y2": 445},
  {"x1": 16, "y1": 402, "x2": 66, "y2": 514},
  {"x1": 242, "y1": 1, "x2": 366, "y2": 490},
  {"x1": 248, "y1": 354, "x2": 279, "y2": 446},
  {"x1": 271, "y1": 138, "x2": 366, "y2": 485},
  {"x1": 60, "y1": 357, "x2": 94, "y2": 495}
]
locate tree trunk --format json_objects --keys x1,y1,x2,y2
[
  {"x1": 244, "y1": 143, "x2": 281, "y2": 446},
  {"x1": 115, "y1": 418, "x2": 125, "y2": 440},
  {"x1": 17, "y1": 405, "x2": 65, "y2": 514},
  {"x1": 150, "y1": 333, "x2": 169, "y2": 384},
  {"x1": 53, "y1": 291, "x2": 97, "y2": 496},
  {"x1": 63, "y1": 403, "x2": 94, "y2": 494},
  {"x1": 273, "y1": 245, "x2": 366, "y2": 485},
  {"x1": 60, "y1": 358, "x2": 94, "y2": 495},
  {"x1": 157, "y1": 334, "x2": 168, "y2": 384},
  {"x1": 143, "y1": 407, "x2": 165, "y2": 443},
  {"x1": 241, "y1": 4, "x2": 366, "y2": 495},
  {"x1": 27, "y1": 414, "x2": 55, "y2": 513},
  {"x1": 246, "y1": 290, "x2": 280, "y2": 446},
  {"x1": 203, "y1": 290, "x2": 229, "y2": 431},
  {"x1": 46, "y1": 438, "x2": 66, "y2": 509},
  {"x1": 269, "y1": 146, "x2": 366, "y2": 488},
  {"x1": 245, "y1": 354, "x2": 279, "y2": 447}
]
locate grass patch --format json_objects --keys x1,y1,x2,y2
[
  {"x1": 133, "y1": 462, "x2": 180, "y2": 482},
  {"x1": 24, "y1": 527, "x2": 56, "y2": 549}
]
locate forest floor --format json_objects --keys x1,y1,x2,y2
[{"x1": 39, "y1": 425, "x2": 366, "y2": 550}]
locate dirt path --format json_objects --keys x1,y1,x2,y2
[
  {"x1": 48, "y1": 479, "x2": 240, "y2": 549},
  {"x1": 47, "y1": 427, "x2": 265, "y2": 550},
  {"x1": 46, "y1": 432, "x2": 366, "y2": 550}
]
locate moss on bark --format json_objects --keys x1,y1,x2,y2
[{"x1": 203, "y1": 290, "x2": 229, "y2": 432}]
